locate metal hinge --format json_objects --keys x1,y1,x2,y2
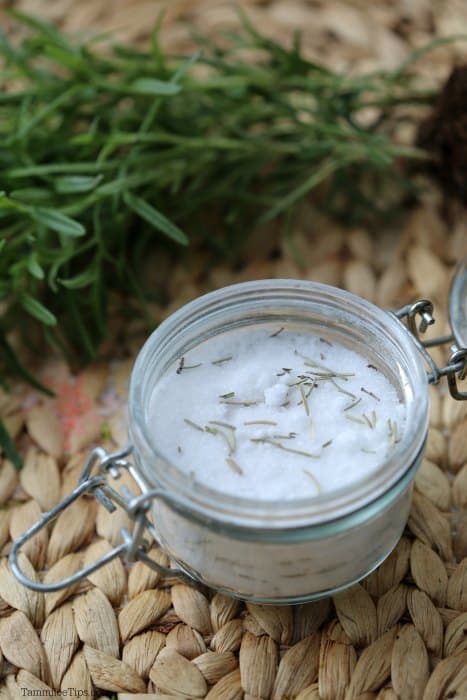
[{"x1": 393, "y1": 299, "x2": 467, "y2": 400}]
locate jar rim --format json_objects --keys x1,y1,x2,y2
[{"x1": 128, "y1": 279, "x2": 429, "y2": 529}]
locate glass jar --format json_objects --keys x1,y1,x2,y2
[
  {"x1": 10, "y1": 279, "x2": 467, "y2": 603},
  {"x1": 127, "y1": 280, "x2": 428, "y2": 603}
]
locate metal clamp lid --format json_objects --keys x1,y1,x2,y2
[
  {"x1": 393, "y1": 299, "x2": 467, "y2": 400},
  {"x1": 9, "y1": 445, "x2": 193, "y2": 592}
]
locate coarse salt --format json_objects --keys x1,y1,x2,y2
[{"x1": 148, "y1": 326, "x2": 406, "y2": 501}]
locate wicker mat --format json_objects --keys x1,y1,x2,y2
[
  {"x1": 1, "y1": 1, "x2": 467, "y2": 699},
  {"x1": 0, "y1": 201, "x2": 466, "y2": 700}
]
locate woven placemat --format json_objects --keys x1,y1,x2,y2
[
  {"x1": 1, "y1": 2, "x2": 467, "y2": 698},
  {"x1": 4, "y1": 0, "x2": 467, "y2": 75},
  {"x1": 1, "y1": 200, "x2": 466, "y2": 699}
]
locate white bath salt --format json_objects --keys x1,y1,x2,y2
[{"x1": 148, "y1": 327, "x2": 406, "y2": 501}]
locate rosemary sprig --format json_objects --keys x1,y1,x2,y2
[{"x1": 0, "y1": 10, "x2": 441, "y2": 404}]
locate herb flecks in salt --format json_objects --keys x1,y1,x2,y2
[
  {"x1": 212, "y1": 355, "x2": 233, "y2": 365},
  {"x1": 184, "y1": 418, "x2": 204, "y2": 432},
  {"x1": 177, "y1": 357, "x2": 202, "y2": 373},
  {"x1": 270, "y1": 327, "x2": 285, "y2": 337},
  {"x1": 150, "y1": 327, "x2": 406, "y2": 501},
  {"x1": 361, "y1": 386, "x2": 381, "y2": 402}
]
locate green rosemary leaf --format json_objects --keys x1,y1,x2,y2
[
  {"x1": 8, "y1": 9, "x2": 69, "y2": 46},
  {"x1": 0, "y1": 11, "x2": 456, "y2": 390},
  {"x1": 54, "y1": 175, "x2": 103, "y2": 194},
  {"x1": 391, "y1": 34, "x2": 467, "y2": 77},
  {"x1": 0, "y1": 330, "x2": 54, "y2": 395},
  {"x1": 260, "y1": 158, "x2": 342, "y2": 222},
  {"x1": 29, "y1": 208, "x2": 85, "y2": 237},
  {"x1": 0, "y1": 416, "x2": 23, "y2": 470},
  {"x1": 26, "y1": 254, "x2": 44, "y2": 280},
  {"x1": 59, "y1": 267, "x2": 97, "y2": 289},
  {"x1": 130, "y1": 77, "x2": 182, "y2": 96},
  {"x1": 123, "y1": 192, "x2": 188, "y2": 245},
  {"x1": 10, "y1": 188, "x2": 51, "y2": 203},
  {"x1": 19, "y1": 293, "x2": 57, "y2": 326}
]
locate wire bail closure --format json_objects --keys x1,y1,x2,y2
[
  {"x1": 393, "y1": 299, "x2": 467, "y2": 400},
  {"x1": 9, "y1": 445, "x2": 193, "y2": 592}
]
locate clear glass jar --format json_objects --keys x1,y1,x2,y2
[{"x1": 128, "y1": 279, "x2": 429, "y2": 603}]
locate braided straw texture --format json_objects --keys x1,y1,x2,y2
[{"x1": 1, "y1": 1, "x2": 467, "y2": 698}]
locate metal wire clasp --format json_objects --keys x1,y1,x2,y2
[
  {"x1": 9, "y1": 445, "x2": 193, "y2": 592},
  {"x1": 393, "y1": 299, "x2": 467, "y2": 400}
]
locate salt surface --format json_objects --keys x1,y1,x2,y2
[{"x1": 148, "y1": 327, "x2": 406, "y2": 500}]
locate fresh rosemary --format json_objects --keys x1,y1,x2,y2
[{"x1": 0, "y1": 10, "x2": 438, "y2": 395}]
